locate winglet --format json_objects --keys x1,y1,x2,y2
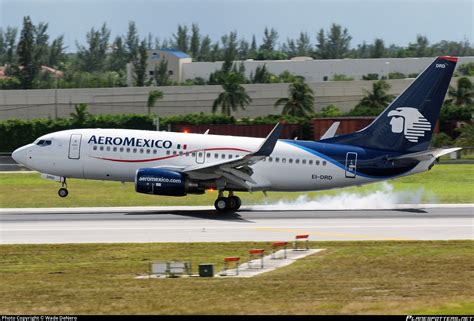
[{"x1": 253, "y1": 122, "x2": 283, "y2": 156}]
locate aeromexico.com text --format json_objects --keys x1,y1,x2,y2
[{"x1": 88, "y1": 135, "x2": 172, "y2": 149}]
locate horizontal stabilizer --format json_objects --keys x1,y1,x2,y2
[{"x1": 387, "y1": 147, "x2": 462, "y2": 162}]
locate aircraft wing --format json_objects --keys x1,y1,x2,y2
[
  {"x1": 179, "y1": 123, "x2": 283, "y2": 190},
  {"x1": 387, "y1": 147, "x2": 462, "y2": 162}
]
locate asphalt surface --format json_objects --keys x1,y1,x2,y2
[{"x1": 1, "y1": 205, "x2": 472, "y2": 244}]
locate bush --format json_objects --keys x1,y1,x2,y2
[
  {"x1": 431, "y1": 132, "x2": 454, "y2": 147},
  {"x1": 388, "y1": 72, "x2": 406, "y2": 79},
  {"x1": 362, "y1": 73, "x2": 379, "y2": 80},
  {"x1": 332, "y1": 74, "x2": 354, "y2": 81},
  {"x1": 440, "y1": 104, "x2": 472, "y2": 122}
]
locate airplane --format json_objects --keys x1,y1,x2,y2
[{"x1": 12, "y1": 56, "x2": 461, "y2": 212}]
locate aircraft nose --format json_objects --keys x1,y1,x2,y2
[{"x1": 12, "y1": 146, "x2": 29, "y2": 166}]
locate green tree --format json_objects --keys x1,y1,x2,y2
[
  {"x1": 455, "y1": 124, "x2": 474, "y2": 147},
  {"x1": 315, "y1": 24, "x2": 352, "y2": 59},
  {"x1": 199, "y1": 35, "x2": 211, "y2": 61},
  {"x1": 278, "y1": 70, "x2": 304, "y2": 83},
  {"x1": 212, "y1": 72, "x2": 252, "y2": 116},
  {"x1": 249, "y1": 35, "x2": 257, "y2": 59},
  {"x1": 260, "y1": 27, "x2": 278, "y2": 53},
  {"x1": 154, "y1": 59, "x2": 170, "y2": 86},
  {"x1": 190, "y1": 23, "x2": 200, "y2": 59},
  {"x1": 76, "y1": 23, "x2": 110, "y2": 72},
  {"x1": 458, "y1": 62, "x2": 474, "y2": 76},
  {"x1": 125, "y1": 21, "x2": 139, "y2": 60},
  {"x1": 70, "y1": 103, "x2": 90, "y2": 124},
  {"x1": 132, "y1": 39, "x2": 148, "y2": 86},
  {"x1": 17, "y1": 16, "x2": 37, "y2": 89},
  {"x1": 34, "y1": 22, "x2": 49, "y2": 66},
  {"x1": 48, "y1": 35, "x2": 66, "y2": 69},
  {"x1": 296, "y1": 32, "x2": 312, "y2": 56},
  {"x1": 274, "y1": 80, "x2": 315, "y2": 117},
  {"x1": 355, "y1": 80, "x2": 395, "y2": 111},
  {"x1": 447, "y1": 77, "x2": 473, "y2": 106},
  {"x1": 371, "y1": 38, "x2": 385, "y2": 58},
  {"x1": 147, "y1": 90, "x2": 164, "y2": 114},
  {"x1": 108, "y1": 36, "x2": 128, "y2": 72},
  {"x1": 251, "y1": 64, "x2": 272, "y2": 83},
  {"x1": 4, "y1": 27, "x2": 18, "y2": 64},
  {"x1": 221, "y1": 31, "x2": 238, "y2": 73},
  {"x1": 173, "y1": 24, "x2": 189, "y2": 52}
]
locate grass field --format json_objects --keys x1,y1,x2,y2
[
  {"x1": 0, "y1": 241, "x2": 472, "y2": 315},
  {"x1": 1, "y1": 164, "x2": 473, "y2": 208}
]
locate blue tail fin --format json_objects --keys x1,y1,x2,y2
[{"x1": 323, "y1": 56, "x2": 458, "y2": 152}]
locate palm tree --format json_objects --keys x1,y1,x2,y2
[
  {"x1": 447, "y1": 77, "x2": 473, "y2": 106},
  {"x1": 212, "y1": 72, "x2": 252, "y2": 116},
  {"x1": 147, "y1": 90, "x2": 164, "y2": 114},
  {"x1": 70, "y1": 103, "x2": 90, "y2": 125},
  {"x1": 274, "y1": 80, "x2": 315, "y2": 117},
  {"x1": 357, "y1": 80, "x2": 395, "y2": 109}
]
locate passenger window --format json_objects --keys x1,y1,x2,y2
[
  {"x1": 113, "y1": 147, "x2": 117, "y2": 152},
  {"x1": 269, "y1": 157, "x2": 273, "y2": 162},
  {"x1": 133, "y1": 148, "x2": 137, "y2": 153},
  {"x1": 221, "y1": 154, "x2": 225, "y2": 159},
  {"x1": 173, "y1": 150, "x2": 177, "y2": 155},
  {"x1": 153, "y1": 150, "x2": 157, "y2": 154},
  {"x1": 146, "y1": 149, "x2": 151, "y2": 154},
  {"x1": 206, "y1": 153, "x2": 211, "y2": 158},
  {"x1": 126, "y1": 148, "x2": 130, "y2": 153},
  {"x1": 166, "y1": 150, "x2": 170, "y2": 155},
  {"x1": 198, "y1": 152, "x2": 203, "y2": 157},
  {"x1": 120, "y1": 147, "x2": 124, "y2": 152},
  {"x1": 302, "y1": 159, "x2": 306, "y2": 164},
  {"x1": 106, "y1": 146, "x2": 110, "y2": 151},
  {"x1": 100, "y1": 146, "x2": 104, "y2": 151},
  {"x1": 309, "y1": 160, "x2": 313, "y2": 165},
  {"x1": 140, "y1": 149, "x2": 144, "y2": 154},
  {"x1": 275, "y1": 157, "x2": 280, "y2": 163},
  {"x1": 289, "y1": 158, "x2": 293, "y2": 164},
  {"x1": 192, "y1": 152, "x2": 196, "y2": 157},
  {"x1": 93, "y1": 146, "x2": 97, "y2": 151},
  {"x1": 228, "y1": 154, "x2": 232, "y2": 159},
  {"x1": 282, "y1": 158, "x2": 286, "y2": 163},
  {"x1": 179, "y1": 151, "x2": 183, "y2": 156},
  {"x1": 323, "y1": 161, "x2": 327, "y2": 166},
  {"x1": 214, "y1": 153, "x2": 218, "y2": 158},
  {"x1": 295, "y1": 159, "x2": 300, "y2": 164},
  {"x1": 316, "y1": 160, "x2": 320, "y2": 165}
]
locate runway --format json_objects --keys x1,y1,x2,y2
[{"x1": 1, "y1": 205, "x2": 472, "y2": 244}]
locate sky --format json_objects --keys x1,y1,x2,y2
[{"x1": 0, "y1": 0, "x2": 472, "y2": 53}]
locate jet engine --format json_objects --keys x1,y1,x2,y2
[{"x1": 135, "y1": 168, "x2": 203, "y2": 196}]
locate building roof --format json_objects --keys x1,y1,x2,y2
[{"x1": 159, "y1": 48, "x2": 190, "y2": 59}]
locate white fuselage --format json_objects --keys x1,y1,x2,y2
[{"x1": 12, "y1": 128, "x2": 431, "y2": 192}]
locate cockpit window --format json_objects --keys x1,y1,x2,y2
[{"x1": 36, "y1": 140, "x2": 52, "y2": 146}]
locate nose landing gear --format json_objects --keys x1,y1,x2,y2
[
  {"x1": 214, "y1": 191, "x2": 241, "y2": 212},
  {"x1": 58, "y1": 178, "x2": 69, "y2": 198}
]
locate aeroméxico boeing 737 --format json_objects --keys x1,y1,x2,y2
[{"x1": 12, "y1": 56, "x2": 461, "y2": 212}]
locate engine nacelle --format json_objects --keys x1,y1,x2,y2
[{"x1": 135, "y1": 168, "x2": 198, "y2": 196}]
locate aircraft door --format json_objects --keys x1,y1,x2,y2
[
  {"x1": 345, "y1": 152, "x2": 357, "y2": 178},
  {"x1": 68, "y1": 134, "x2": 82, "y2": 159},
  {"x1": 195, "y1": 150, "x2": 206, "y2": 164}
]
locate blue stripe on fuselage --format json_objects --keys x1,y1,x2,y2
[{"x1": 282, "y1": 140, "x2": 416, "y2": 179}]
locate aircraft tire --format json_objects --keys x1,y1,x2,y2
[
  {"x1": 58, "y1": 188, "x2": 69, "y2": 198},
  {"x1": 214, "y1": 197, "x2": 229, "y2": 212},
  {"x1": 228, "y1": 196, "x2": 241, "y2": 211}
]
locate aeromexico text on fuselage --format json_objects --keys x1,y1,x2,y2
[{"x1": 88, "y1": 135, "x2": 174, "y2": 149}]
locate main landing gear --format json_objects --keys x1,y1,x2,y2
[
  {"x1": 58, "y1": 177, "x2": 69, "y2": 198},
  {"x1": 214, "y1": 191, "x2": 241, "y2": 212}
]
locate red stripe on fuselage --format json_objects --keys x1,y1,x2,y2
[{"x1": 90, "y1": 147, "x2": 251, "y2": 163}]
